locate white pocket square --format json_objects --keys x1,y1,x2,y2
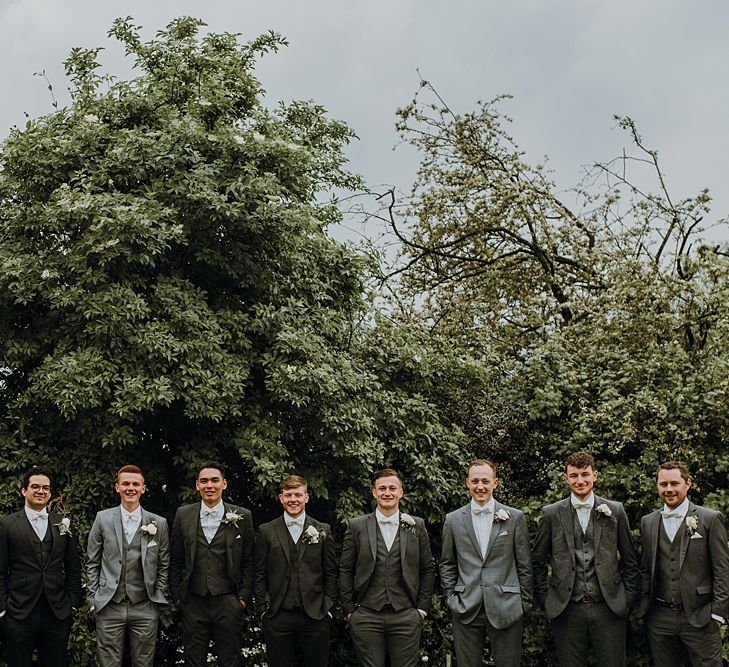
[
  {"x1": 236, "y1": 534, "x2": 242, "y2": 539},
  {"x1": 498, "y1": 530, "x2": 509, "y2": 536},
  {"x1": 147, "y1": 540, "x2": 157, "y2": 547},
  {"x1": 690, "y1": 532, "x2": 703, "y2": 540}
]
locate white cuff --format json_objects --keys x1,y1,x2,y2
[{"x1": 711, "y1": 613, "x2": 724, "y2": 624}]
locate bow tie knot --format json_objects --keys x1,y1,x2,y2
[
  {"x1": 287, "y1": 519, "x2": 304, "y2": 527},
  {"x1": 573, "y1": 502, "x2": 592, "y2": 510},
  {"x1": 30, "y1": 513, "x2": 46, "y2": 522},
  {"x1": 472, "y1": 506, "x2": 491, "y2": 515},
  {"x1": 379, "y1": 517, "x2": 397, "y2": 524},
  {"x1": 662, "y1": 511, "x2": 683, "y2": 518},
  {"x1": 203, "y1": 509, "x2": 217, "y2": 517}
]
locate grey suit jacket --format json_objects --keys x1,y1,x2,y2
[
  {"x1": 440, "y1": 501, "x2": 532, "y2": 628},
  {"x1": 254, "y1": 515, "x2": 338, "y2": 619},
  {"x1": 638, "y1": 502, "x2": 729, "y2": 626},
  {"x1": 86, "y1": 506, "x2": 170, "y2": 612},
  {"x1": 338, "y1": 512, "x2": 435, "y2": 616},
  {"x1": 532, "y1": 495, "x2": 640, "y2": 619}
]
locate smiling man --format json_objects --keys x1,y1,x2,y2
[
  {"x1": 638, "y1": 461, "x2": 729, "y2": 667},
  {"x1": 86, "y1": 464, "x2": 170, "y2": 666},
  {"x1": 440, "y1": 460, "x2": 532, "y2": 667},
  {"x1": 339, "y1": 468, "x2": 435, "y2": 667},
  {"x1": 0, "y1": 467, "x2": 82, "y2": 667},
  {"x1": 170, "y1": 461, "x2": 254, "y2": 667},
  {"x1": 254, "y1": 475, "x2": 337, "y2": 667},
  {"x1": 532, "y1": 452, "x2": 639, "y2": 667}
]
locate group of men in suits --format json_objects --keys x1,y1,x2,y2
[{"x1": 1, "y1": 453, "x2": 728, "y2": 667}]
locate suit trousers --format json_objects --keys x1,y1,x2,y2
[
  {"x1": 550, "y1": 600, "x2": 625, "y2": 667},
  {"x1": 348, "y1": 606, "x2": 423, "y2": 667},
  {"x1": 646, "y1": 605, "x2": 722, "y2": 667},
  {"x1": 452, "y1": 606, "x2": 522, "y2": 667},
  {"x1": 181, "y1": 592, "x2": 244, "y2": 667},
  {"x1": 263, "y1": 607, "x2": 331, "y2": 667},
  {"x1": 95, "y1": 599, "x2": 159, "y2": 667},
  {"x1": 3, "y1": 594, "x2": 71, "y2": 667}
]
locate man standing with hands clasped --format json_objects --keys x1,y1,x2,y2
[
  {"x1": 86, "y1": 464, "x2": 170, "y2": 666},
  {"x1": 440, "y1": 459, "x2": 532, "y2": 667},
  {"x1": 638, "y1": 461, "x2": 729, "y2": 667},
  {"x1": 0, "y1": 467, "x2": 82, "y2": 667},
  {"x1": 254, "y1": 475, "x2": 337, "y2": 667},
  {"x1": 532, "y1": 452, "x2": 640, "y2": 667},
  {"x1": 339, "y1": 468, "x2": 435, "y2": 667},
  {"x1": 170, "y1": 461, "x2": 254, "y2": 667}
]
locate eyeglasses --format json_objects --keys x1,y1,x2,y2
[{"x1": 28, "y1": 484, "x2": 51, "y2": 493}]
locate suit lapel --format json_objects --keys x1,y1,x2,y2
[
  {"x1": 648, "y1": 510, "x2": 661, "y2": 580},
  {"x1": 367, "y1": 513, "x2": 377, "y2": 562},
  {"x1": 557, "y1": 498, "x2": 576, "y2": 553},
  {"x1": 188, "y1": 502, "x2": 201, "y2": 565},
  {"x1": 112, "y1": 507, "x2": 124, "y2": 554},
  {"x1": 298, "y1": 518, "x2": 311, "y2": 563},
  {"x1": 275, "y1": 516, "x2": 292, "y2": 564},
  {"x1": 679, "y1": 503, "x2": 698, "y2": 571},
  {"x1": 483, "y1": 502, "x2": 502, "y2": 561},
  {"x1": 15, "y1": 511, "x2": 44, "y2": 565},
  {"x1": 140, "y1": 508, "x2": 148, "y2": 568},
  {"x1": 592, "y1": 496, "x2": 604, "y2": 546},
  {"x1": 399, "y1": 516, "x2": 409, "y2": 571},
  {"x1": 461, "y1": 505, "x2": 481, "y2": 556}
]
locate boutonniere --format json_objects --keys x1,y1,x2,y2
[
  {"x1": 223, "y1": 510, "x2": 243, "y2": 526},
  {"x1": 494, "y1": 509, "x2": 510, "y2": 522},
  {"x1": 301, "y1": 525, "x2": 324, "y2": 544},
  {"x1": 400, "y1": 513, "x2": 417, "y2": 534},
  {"x1": 141, "y1": 520, "x2": 158, "y2": 536},
  {"x1": 596, "y1": 503, "x2": 613, "y2": 519},
  {"x1": 54, "y1": 517, "x2": 72, "y2": 536},
  {"x1": 685, "y1": 515, "x2": 701, "y2": 538}
]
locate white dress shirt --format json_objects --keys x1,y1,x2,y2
[
  {"x1": 121, "y1": 505, "x2": 142, "y2": 542},
  {"x1": 375, "y1": 509, "x2": 400, "y2": 551},
  {"x1": 25, "y1": 506, "x2": 49, "y2": 540},
  {"x1": 200, "y1": 500, "x2": 224, "y2": 543},
  {"x1": 471, "y1": 498, "x2": 495, "y2": 558},
  {"x1": 285, "y1": 512, "x2": 306, "y2": 543},
  {"x1": 571, "y1": 493, "x2": 595, "y2": 533},
  {"x1": 661, "y1": 497, "x2": 689, "y2": 543}
]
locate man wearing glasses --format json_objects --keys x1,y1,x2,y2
[{"x1": 0, "y1": 467, "x2": 82, "y2": 667}]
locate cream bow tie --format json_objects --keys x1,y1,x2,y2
[
  {"x1": 203, "y1": 509, "x2": 218, "y2": 517},
  {"x1": 662, "y1": 511, "x2": 683, "y2": 518},
  {"x1": 472, "y1": 506, "x2": 491, "y2": 515},
  {"x1": 573, "y1": 502, "x2": 592, "y2": 510},
  {"x1": 287, "y1": 519, "x2": 304, "y2": 527},
  {"x1": 379, "y1": 517, "x2": 397, "y2": 524}
]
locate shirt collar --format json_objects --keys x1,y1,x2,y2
[
  {"x1": 24, "y1": 506, "x2": 48, "y2": 521},
  {"x1": 200, "y1": 500, "x2": 225, "y2": 517},
  {"x1": 662, "y1": 498, "x2": 690, "y2": 517},
  {"x1": 284, "y1": 512, "x2": 306, "y2": 525},
  {"x1": 120, "y1": 505, "x2": 142, "y2": 520},
  {"x1": 570, "y1": 493, "x2": 595, "y2": 508},
  {"x1": 376, "y1": 509, "x2": 400, "y2": 524},
  {"x1": 470, "y1": 498, "x2": 495, "y2": 514}
]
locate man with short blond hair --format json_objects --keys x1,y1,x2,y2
[
  {"x1": 638, "y1": 460, "x2": 729, "y2": 666},
  {"x1": 254, "y1": 474, "x2": 337, "y2": 667},
  {"x1": 86, "y1": 464, "x2": 170, "y2": 666},
  {"x1": 440, "y1": 459, "x2": 532, "y2": 666},
  {"x1": 339, "y1": 468, "x2": 435, "y2": 667}
]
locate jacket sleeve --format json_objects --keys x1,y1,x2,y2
[
  {"x1": 615, "y1": 502, "x2": 640, "y2": 609},
  {"x1": 253, "y1": 526, "x2": 269, "y2": 614},
  {"x1": 707, "y1": 511, "x2": 729, "y2": 619},
  {"x1": 322, "y1": 523, "x2": 339, "y2": 605},
  {"x1": 237, "y1": 509, "x2": 255, "y2": 607},
  {"x1": 531, "y1": 509, "x2": 551, "y2": 609},
  {"x1": 415, "y1": 518, "x2": 436, "y2": 613},
  {"x1": 636, "y1": 514, "x2": 652, "y2": 617},
  {"x1": 514, "y1": 511, "x2": 533, "y2": 613},
  {"x1": 338, "y1": 521, "x2": 357, "y2": 616},
  {"x1": 154, "y1": 517, "x2": 171, "y2": 603},
  {"x1": 85, "y1": 513, "x2": 103, "y2": 608},
  {"x1": 0, "y1": 518, "x2": 8, "y2": 613},
  {"x1": 169, "y1": 508, "x2": 185, "y2": 604},
  {"x1": 439, "y1": 516, "x2": 458, "y2": 598}
]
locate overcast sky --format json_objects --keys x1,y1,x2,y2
[{"x1": 1, "y1": 0, "x2": 728, "y2": 244}]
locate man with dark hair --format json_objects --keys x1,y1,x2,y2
[
  {"x1": 86, "y1": 464, "x2": 170, "y2": 666},
  {"x1": 638, "y1": 460, "x2": 729, "y2": 666},
  {"x1": 254, "y1": 475, "x2": 337, "y2": 666},
  {"x1": 339, "y1": 468, "x2": 435, "y2": 667},
  {"x1": 532, "y1": 452, "x2": 639, "y2": 667},
  {"x1": 0, "y1": 467, "x2": 82, "y2": 667},
  {"x1": 170, "y1": 461, "x2": 254, "y2": 667},
  {"x1": 440, "y1": 460, "x2": 532, "y2": 666}
]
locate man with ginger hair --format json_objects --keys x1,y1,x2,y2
[{"x1": 254, "y1": 475, "x2": 337, "y2": 667}]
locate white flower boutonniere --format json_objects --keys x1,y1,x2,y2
[
  {"x1": 400, "y1": 513, "x2": 417, "y2": 534},
  {"x1": 596, "y1": 503, "x2": 613, "y2": 519},
  {"x1": 55, "y1": 517, "x2": 72, "y2": 536},
  {"x1": 141, "y1": 520, "x2": 158, "y2": 536},
  {"x1": 223, "y1": 510, "x2": 243, "y2": 526},
  {"x1": 302, "y1": 525, "x2": 323, "y2": 545},
  {"x1": 494, "y1": 509, "x2": 511, "y2": 522},
  {"x1": 685, "y1": 515, "x2": 700, "y2": 537}
]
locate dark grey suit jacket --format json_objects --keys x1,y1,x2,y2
[
  {"x1": 440, "y1": 501, "x2": 532, "y2": 628},
  {"x1": 86, "y1": 506, "x2": 170, "y2": 612},
  {"x1": 338, "y1": 512, "x2": 435, "y2": 616},
  {"x1": 532, "y1": 495, "x2": 640, "y2": 619},
  {"x1": 169, "y1": 501, "x2": 254, "y2": 606},
  {"x1": 638, "y1": 502, "x2": 729, "y2": 627},
  {"x1": 254, "y1": 514, "x2": 337, "y2": 619}
]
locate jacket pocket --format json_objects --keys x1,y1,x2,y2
[
  {"x1": 454, "y1": 584, "x2": 466, "y2": 593},
  {"x1": 500, "y1": 585, "x2": 520, "y2": 594},
  {"x1": 696, "y1": 585, "x2": 712, "y2": 596}
]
